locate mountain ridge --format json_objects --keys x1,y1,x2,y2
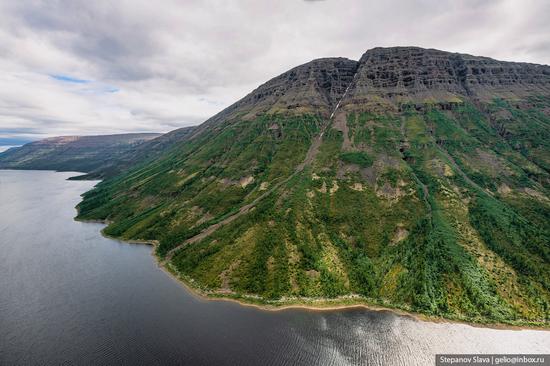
[
  {"x1": 190, "y1": 46, "x2": 550, "y2": 141},
  {"x1": 0, "y1": 129, "x2": 201, "y2": 178},
  {"x1": 0, "y1": 133, "x2": 161, "y2": 173},
  {"x1": 62, "y1": 47, "x2": 550, "y2": 325}
]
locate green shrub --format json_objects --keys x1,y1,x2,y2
[{"x1": 339, "y1": 151, "x2": 373, "y2": 167}]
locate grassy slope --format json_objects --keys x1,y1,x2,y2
[{"x1": 77, "y1": 98, "x2": 550, "y2": 326}]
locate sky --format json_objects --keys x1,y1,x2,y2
[{"x1": 0, "y1": 0, "x2": 549, "y2": 151}]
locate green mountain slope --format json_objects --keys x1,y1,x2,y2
[{"x1": 77, "y1": 47, "x2": 550, "y2": 325}]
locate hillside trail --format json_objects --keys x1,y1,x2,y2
[{"x1": 165, "y1": 73, "x2": 359, "y2": 260}]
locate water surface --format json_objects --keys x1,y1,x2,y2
[{"x1": 1, "y1": 170, "x2": 548, "y2": 365}]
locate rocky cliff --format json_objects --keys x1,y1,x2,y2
[{"x1": 343, "y1": 47, "x2": 550, "y2": 110}]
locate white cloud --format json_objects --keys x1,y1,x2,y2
[{"x1": 0, "y1": 0, "x2": 548, "y2": 143}]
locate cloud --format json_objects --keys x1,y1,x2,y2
[{"x1": 0, "y1": 0, "x2": 548, "y2": 144}]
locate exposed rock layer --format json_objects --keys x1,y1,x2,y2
[
  {"x1": 205, "y1": 47, "x2": 550, "y2": 127},
  {"x1": 348, "y1": 47, "x2": 550, "y2": 105}
]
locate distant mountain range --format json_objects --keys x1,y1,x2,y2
[
  {"x1": 0, "y1": 128, "x2": 201, "y2": 179},
  {"x1": 4, "y1": 47, "x2": 549, "y2": 326}
]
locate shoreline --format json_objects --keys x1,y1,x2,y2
[{"x1": 76, "y1": 216, "x2": 550, "y2": 331}]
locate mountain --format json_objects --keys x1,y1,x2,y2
[
  {"x1": 0, "y1": 133, "x2": 162, "y2": 175},
  {"x1": 77, "y1": 127, "x2": 197, "y2": 179},
  {"x1": 76, "y1": 47, "x2": 550, "y2": 325}
]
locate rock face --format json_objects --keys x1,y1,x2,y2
[
  {"x1": 230, "y1": 57, "x2": 358, "y2": 113},
  {"x1": 196, "y1": 58, "x2": 358, "y2": 134},
  {"x1": 200, "y1": 46, "x2": 550, "y2": 130},
  {"x1": 347, "y1": 47, "x2": 550, "y2": 106}
]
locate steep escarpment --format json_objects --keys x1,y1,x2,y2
[
  {"x1": 345, "y1": 47, "x2": 550, "y2": 109},
  {"x1": 76, "y1": 47, "x2": 550, "y2": 326},
  {"x1": 192, "y1": 57, "x2": 358, "y2": 134},
  {"x1": 235, "y1": 57, "x2": 358, "y2": 113}
]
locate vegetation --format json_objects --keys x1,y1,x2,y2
[
  {"x1": 76, "y1": 97, "x2": 550, "y2": 326},
  {"x1": 339, "y1": 152, "x2": 373, "y2": 167}
]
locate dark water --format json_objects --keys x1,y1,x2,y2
[{"x1": 1, "y1": 170, "x2": 548, "y2": 366}]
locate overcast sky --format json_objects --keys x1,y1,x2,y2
[{"x1": 0, "y1": 0, "x2": 549, "y2": 150}]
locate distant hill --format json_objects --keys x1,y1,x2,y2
[
  {"x1": 0, "y1": 133, "x2": 161, "y2": 174},
  {"x1": 76, "y1": 47, "x2": 549, "y2": 325},
  {"x1": 77, "y1": 127, "x2": 197, "y2": 179}
]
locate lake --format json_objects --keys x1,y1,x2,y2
[{"x1": 0, "y1": 170, "x2": 548, "y2": 365}]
